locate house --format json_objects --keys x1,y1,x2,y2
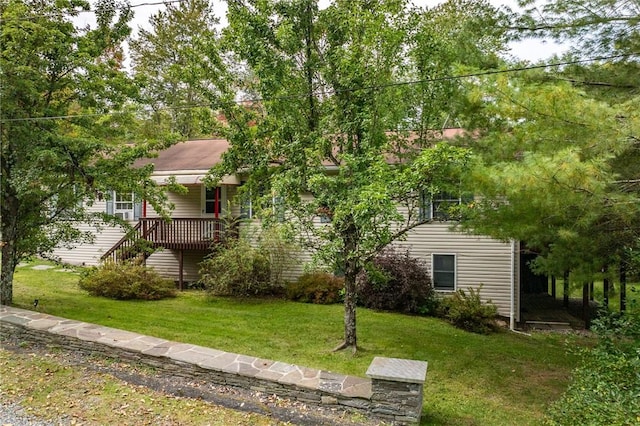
[{"x1": 51, "y1": 137, "x2": 521, "y2": 325}]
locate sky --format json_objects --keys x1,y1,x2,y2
[{"x1": 81, "y1": 0, "x2": 566, "y2": 64}]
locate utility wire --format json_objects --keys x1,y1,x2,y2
[
  {"x1": 0, "y1": 0, "x2": 186, "y2": 22},
  {"x1": 0, "y1": 53, "x2": 632, "y2": 124}
]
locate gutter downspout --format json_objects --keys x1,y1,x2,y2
[{"x1": 510, "y1": 239, "x2": 516, "y2": 330}]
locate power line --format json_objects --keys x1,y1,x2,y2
[
  {"x1": 308, "y1": 53, "x2": 632, "y2": 99},
  {"x1": 0, "y1": 0, "x2": 186, "y2": 22},
  {"x1": 0, "y1": 53, "x2": 632, "y2": 124}
]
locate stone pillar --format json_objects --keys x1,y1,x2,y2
[{"x1": 366, "y1": 356, "x2": 428, "y2": 425}]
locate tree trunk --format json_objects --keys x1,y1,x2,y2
[
  {"x1": 338, "y1": 267, "x2": 358, "y2": 352},
  {"x1": 334, "y1": 218, "x2": 359, "y2": 353},
  {"x1": 563, "y1": 271, "x2": 569, "y2": 308},
  {"x1": 0, "y1": 241, "x2": 17, "y2": 306},
  {"x1": 602, "y1": 266, "x2": 609, "y2": 308},
  {"x1": 1, "y1": 193, "x2": 19, "y2": 306},
  {"x1": 582, "y1": 282, "x2": 590, "y2": 329},
  {"x1": 620, "y1": 260, "x2": 627, "y2": 312}
]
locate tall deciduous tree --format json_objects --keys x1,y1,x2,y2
[
  {"x1": 130, "y1": 0, "x2": 225, "y2": 139},
  {"x1": 211, "y1": 0, "x2": 508, "y2": 351},
  {"x1": 0, "y1": 0, "x2": 172, "y2": 305}
]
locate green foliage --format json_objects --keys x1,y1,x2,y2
[
  {"x1": 198, "y1": 239, "x2": 275, "y2": 297},
  {"x1": 78, "y1": 260, "x2": 176, "y2": 300},
  {"x1": 212, "y1": 0, "x2": 508, "y2": 347},
  {"x1": 130, "y1": 0, "x2": 223, "y2": 139},
  {"x1": 15, "y1": 260, "x2": 592, "y2": 426},
  {"x1": 546, "y1": 311, "x2": 640, "y2": 425},
  {"x1": 356, "y1": 249, "x2": 436, "y2": 314},
  {"x1": 516, "y1": 0, "x2": 640, "y2": 60},
  {"x1": 461, "y1": 76, "x2": 640, "y2": 280},
  {"x1": 464, "y1": 0, "x2": 640, "y2": 282},
  {"x1": 257, "y1": 225, "x2": 299, "y2": 286},
  {"x1": 0, "y1": 0, "x2": 175, "y2": 305},
  {"x1": 440, "y1": 286, "x2": 498, "y2": 334},
  {"x1": 286, "y1": 272, "x2": 344, "y2": 305}
]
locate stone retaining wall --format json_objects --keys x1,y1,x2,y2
[{"x1": 0, "y1": 306, "x2": 427, "y2": 425}]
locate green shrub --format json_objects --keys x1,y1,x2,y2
[
  {"x1": 440, "y1": 286, "x2": 498, "y2": 334},
  {"x1": 79, "y1": 260, "x2": 176, "y2": 300},
  {"x1": 257, "y1": 226, "x2": 298, "y2": 287},
  {"x1": 199, "y1": 239, "x2": 276, "y2": 297},
  {"x1": 286, "y1": 272, "x2": 344, "y2": 304},
  {"x1": 546, "y1": 311, "x2": 640, "y2": 425},
  {"x1": 356, "y1": 249, "x2": 436, "y2": 314}
]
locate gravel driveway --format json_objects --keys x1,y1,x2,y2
[{"x1": 0, "y1": 401, "x2": 58, "y2": 426}]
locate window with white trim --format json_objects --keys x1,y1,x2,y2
[
  {"x1": 240, "y1": 197, "x2": 253, "y2": 219},
  {"x1": 432, "y1": 254, "x2": 456, "y2": 291},
  {"x1": 420, "y1": 191, "x2": 472, "y2": 221},
  {"x1": 272, "y1": 195, "x2": 285, "y2": 223},
  {"x1": 239, "y1": 183, "x2": 253, "y2": 219},
  {"x1": 106, "y1": 191, "x2": 140, "y2": 221}
]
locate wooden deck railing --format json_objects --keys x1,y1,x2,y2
[{"x1": 102, "y1": 217, "x2": 236, "y2": 262}]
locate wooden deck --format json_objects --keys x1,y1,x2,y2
[{"x1": 102, "y1": 217, "x2": 236, "y2": 263}]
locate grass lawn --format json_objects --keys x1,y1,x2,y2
[
  {"x1": 9, "y1": 260, "x2": 593, "y2": 426},
  {"x1": 0, "y1": 348, "x2": 278, "y2": 425},
  {"x1": 549, "y1": 279, "x2": 640, "y2": 313}
]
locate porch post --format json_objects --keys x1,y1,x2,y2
[
  {"x1": 620, "y1": 261, "x2": 627, "y2": 312},
  {"x1": 563, "y1": 271, "x2": 569, "y2": 308},
  {"x1": 582, "y1": 282, "x2": 590, "y2": 329},
  {"x1": 179, "y1": 250, "x2": 184, "y2": 291}
]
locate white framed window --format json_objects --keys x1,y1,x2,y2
[
  {"x1": 272, "y1": 195, "x2": 285, "y2": 223},
  {"x1": 432, "y1": 254, "x2": 456, "y2": 291},
  {"x1": 420, "y1": 191, "x2": 471, "y2": 221},
  {"x1": 106, "y1": 191, "x2": 140, "y2": 221},
  {"x1": 239, "y1": 182, "x2": 253, "y2": 219},
  {"x1": 114, "y1": 192, "x2": 134, "y2": 220},
  {"x1": 240, "y1": 196, "x2": 253, "y2": 219}
]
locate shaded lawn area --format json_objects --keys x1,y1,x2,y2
[
  {"x1": 550, "y1": 279, "x2": 640, "y2": 313},
  {"x1": 10, "y1": 261, "x2": 592, "y2": 426}
]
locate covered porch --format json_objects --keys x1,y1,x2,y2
[{"x1": 102, "y1": 217, "x2": 238, "y2": 289}]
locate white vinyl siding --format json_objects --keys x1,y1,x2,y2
[
  {"x1": 146, "y1": 250, "x2": 202, "y2": 282},
  {"x1": 50, "y1": 199, "x2": 127, "y2": 266},
  {"x1": 53, "y1": 181, "x2": 519, "y2": 320},
  {"x1": 145, "y1": 185, "x2": 232, "y2": 281},
  {"x1": 144, "y1": 184, "x2": 203, "y2": 219},
  {"x1": 395, "y1": 222, "x2": 518, "y2": 319}
]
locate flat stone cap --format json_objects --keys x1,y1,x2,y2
[{"x1": 366, "y1": 357, "x2": 428, "y2": 384}]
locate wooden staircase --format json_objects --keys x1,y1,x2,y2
[{"x1": 102, "y1": 218, "x2": 237, "y2": 287}]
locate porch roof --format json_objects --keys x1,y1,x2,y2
[
  {"x1": 137, "y1": 139, "x2": 239, "y2": 185},
  {"x1": 137, "y1": 129, "x2": 467, "y2": 183},
  {"x1": 138, "y1": 139, "x2": 230, "y2": 172}
]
